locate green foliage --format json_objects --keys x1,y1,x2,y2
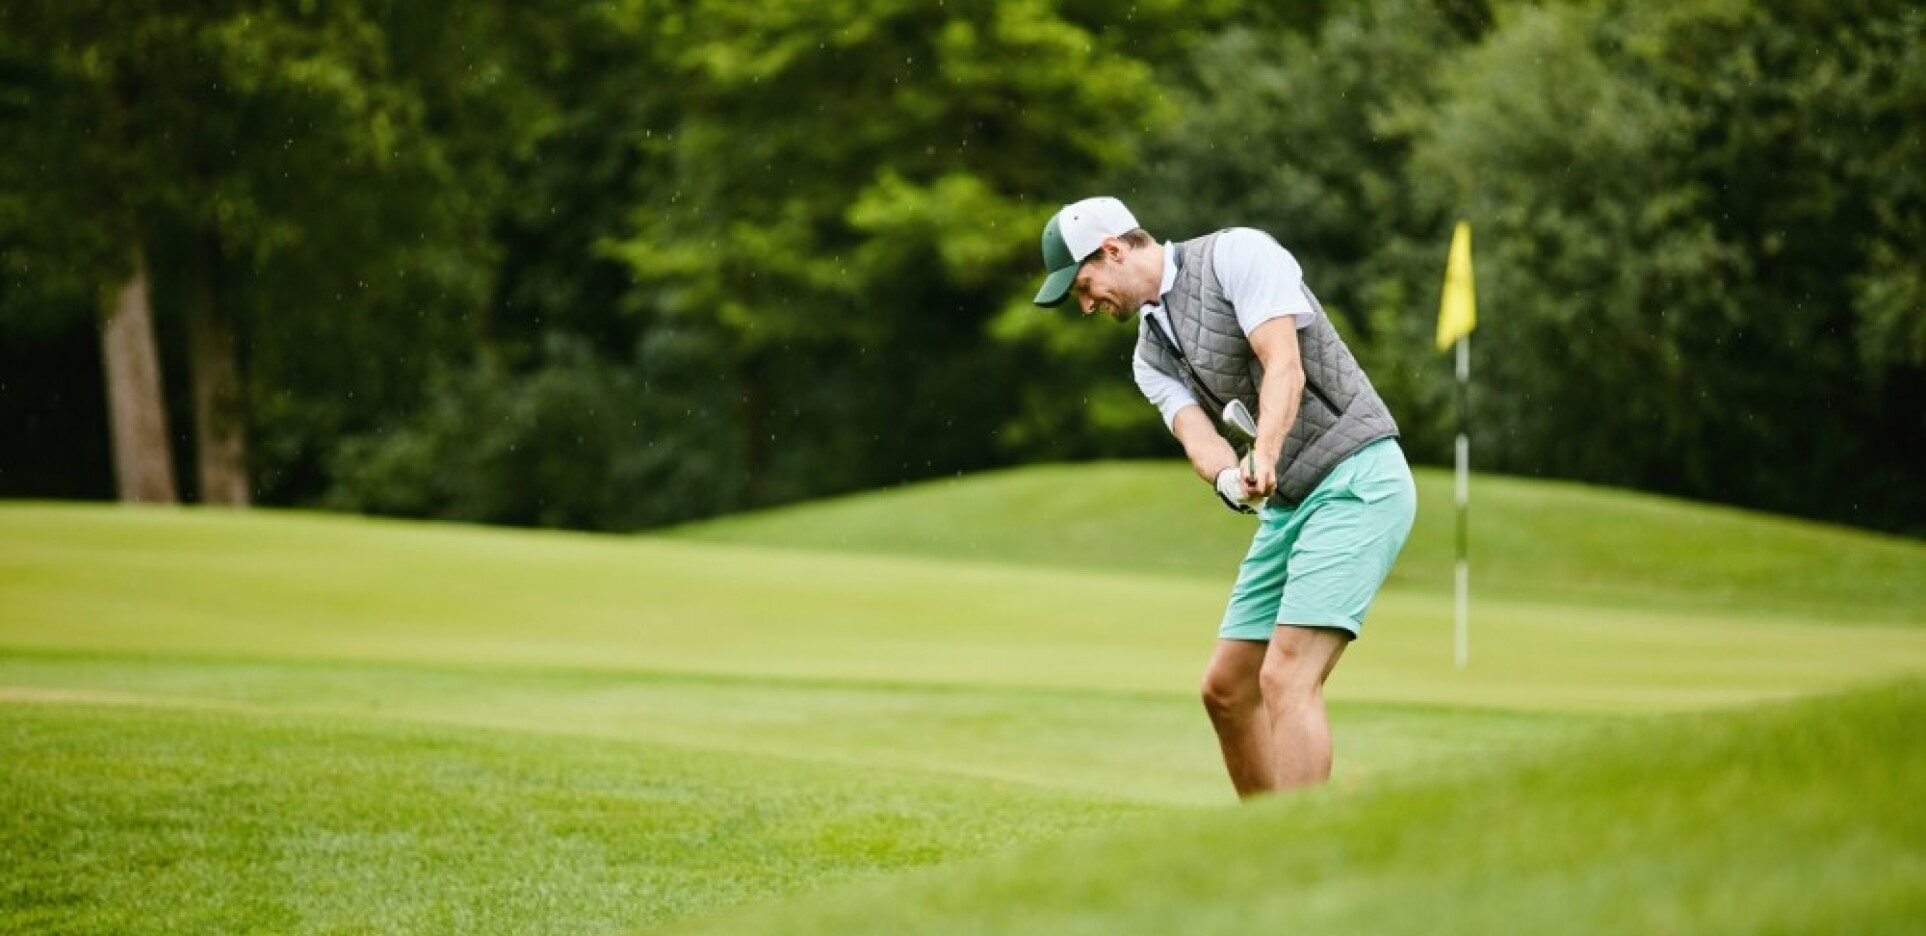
[
  {"x1": 1411, "y1": 1, "x2": 1721, "y2": 487},
  {"x1": 1404, "y1": 0, "x2": 1926, "y2": 528},
  {"x1": 0, "y1": 0, "x2": 484, "y2": 306},
  {"x1": 612, "y1": 0, "x2": 1163, "y2": 344},
  {"x1": 0, "y1": 0, "x2": 538, "y2": 505},
  {"x1": 593, "y1": 0, "x2": 1186, "y2": 487},
  {"x1": 986, "y1": 303, "x2": 1168, "y2": 460},
  {"x1": 328, "y1": 333, "x2": 745, "y2": 530}
]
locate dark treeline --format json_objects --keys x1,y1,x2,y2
[{"x1": 2, "y1": 0, "x2": 1920, "y2": 534}]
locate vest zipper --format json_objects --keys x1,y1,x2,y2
[{"x1": 1304, "y1": 377, "x2": 1341, "y2": 415}]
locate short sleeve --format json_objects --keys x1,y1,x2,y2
[{"x1": 1211, "y1": 228, "x2": 1317, "y2": 335}]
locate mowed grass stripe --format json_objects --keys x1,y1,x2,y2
[
  {"x1": 0, "y1": 701, "x2": 1151, "y2": 936},
  {"x1": 0, "y1": 652, "x2": 1594, "y2": 807},
  {"x1": 657, "y1": 680, "x2": 1926, "y2": 936},
  {"x1": 0, "y1": 503, "x2": 1227, "y2": 692},
  {"x1": 4, "y1": 506, "x2": 1921, "y2": 711}
]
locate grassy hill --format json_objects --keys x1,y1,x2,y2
[
  {"x1": 672, "y1": 463, "x2": 1926, "y2": 624},
  {"x1": 2, "y1": 467, "x2": 1924, "y2": 935}
]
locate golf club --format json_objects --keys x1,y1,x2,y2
[
  {"x1": 1222, "y1": 399, "x2": 1258, "y2": 485},
  {"x1": 1221, "y1": 399, "x2": 1257, "y2": 441}
]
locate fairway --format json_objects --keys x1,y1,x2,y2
[{"x1": 4, "y1": 466, "x2": 1924, "y2": 934}]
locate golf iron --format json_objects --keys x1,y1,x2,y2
[
  {"x1": 1221, "y1": 399, "x2": 1257, "y2": 442},
  {"x1": 1222, "y1": 399, "x2": 1259, "y2": 484}
]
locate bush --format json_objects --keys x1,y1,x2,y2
[{"x1": 327, "y1": 332, "x2": 745, "y2": 531}]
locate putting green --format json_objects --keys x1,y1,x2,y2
[{"x1": 3, "y1": 499, "x2": 1920, "y2": 711}]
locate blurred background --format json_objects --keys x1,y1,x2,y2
[{"x1": 1, "y1": 0, "x2": 1920, "y2": 536}]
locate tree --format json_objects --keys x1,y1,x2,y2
[
  {"x1": 0, "y1": 1, "x2": 526, "y2": 507},
  {"x1": 1406, "y1": 0, "x2": 1926, "y2": 530},
  {"x1": 0, "y1": 4, "x2": 180, "y2": 502},
  {"x1": 600, "y1": 0, "x2": 1188, "y2": 504}
]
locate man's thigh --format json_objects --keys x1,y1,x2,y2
[{"x1": 1277, "y1": 450, "x2": 1416, "y2": 636}]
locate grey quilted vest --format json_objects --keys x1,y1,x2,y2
[{"x1": 1136, "y1": 232, "x2": 1400, "y2": 507}]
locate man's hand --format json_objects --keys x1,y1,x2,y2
[
  {"x1": 1242, "y1": 448, "x2": 1277, "y2": 499},
  {"x1": 1215, "y1": 466, "x2": 1260, "y2": 514}
]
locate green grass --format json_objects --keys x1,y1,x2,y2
[
  {"x1": 672, "y1": 463, "x2": 1926, "y2": 624},
  {"x1": 4, "y1": 500, "x2": 1920, "y2": 713},
  {"x1": 2, "y1": 702, "x2": 1143, "y2": 935},
  {"x1": 662, "y1": 680, "x2": 1926, "y2": 936},
  {"x1": 0, "y1": 653, "x2": 1582, "y2": 807},
  {"x1": 2, "y1": 466, "x2": 1924, "y2": 935}
]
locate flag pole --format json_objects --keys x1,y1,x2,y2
[
  {"x1": 1454, "y1": 334, "x2": 1470, "y2": 669},
  {"x1": 1436, "y1": 219, "x2": 1476, "y2": 670}
]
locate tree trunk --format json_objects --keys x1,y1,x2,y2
[
  {"x1": 99, "y1": 243, "x2": 179, "y2": 503},
  {"x1": 187, "y1": 240, "x2": 250, "y2": 506}
]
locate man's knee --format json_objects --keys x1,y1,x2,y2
[
  {"x1": 1259, "y1": 627, "x2": 1346, "y2": 701},
  {"x1": 1200, "y1": 670, "x2": 1257, "y2": 720},
  {"x1": 1201, "y1": 642, "x2": 1265, "y2": 719}
]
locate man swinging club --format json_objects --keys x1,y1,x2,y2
[{"x1": 1033, "y1": 197, "x2": 1417, "y2": 798}]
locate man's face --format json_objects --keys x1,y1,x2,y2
[{"x1": 1069, "y1": 242, "x2": 1145, "y2": 322}]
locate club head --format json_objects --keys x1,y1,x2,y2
[{"x1": 1222, "y1": 399, "x2": 1257, "y2": 441}]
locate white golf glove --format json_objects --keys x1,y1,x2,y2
[{"x1": 1214, "y1": 466, "x2": 1260, "y2": 515}]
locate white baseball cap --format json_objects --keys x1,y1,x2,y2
[{"x1": 1032, "y1": 196, "x2": 1142, "y2": 307}]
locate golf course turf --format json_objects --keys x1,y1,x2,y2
[
  {"x1": 3, "y1": 463, "x2": 1922, "y2": 934},
  {"x1": 659, "y1": 681, "x2": 1926, "y2": 936}
]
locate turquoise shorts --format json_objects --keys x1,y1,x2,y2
[{"x1": 1220, "y1": 439, "x2": 1417, "y2": 642}]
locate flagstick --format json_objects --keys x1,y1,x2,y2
[{"x1": 1454, "y1": 334, "x2": 1470, "y2": 669}]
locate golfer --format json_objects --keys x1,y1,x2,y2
[{"x1": 1033, "y1": 196, "x2": 1416, "y2": 798}]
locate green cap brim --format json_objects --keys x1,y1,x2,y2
[{"x1": 1032, "y1": 264, "x2": 1077, "y2": 307}]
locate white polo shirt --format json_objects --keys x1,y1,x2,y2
[{"x1": 1133, "y1": 228, "x2": 1318, "y2": 431}]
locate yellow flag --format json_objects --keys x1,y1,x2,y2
[{"x1": 1436, "y1": 221, "x2": 1476, "y2": 351}]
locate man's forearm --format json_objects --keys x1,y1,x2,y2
[
  {"x1": 1172, "y1": 405, "x2": 1240, "y2": 483},
  {"x1": 1255, "y1": 363, "x2": 1303, "y2": 469}
]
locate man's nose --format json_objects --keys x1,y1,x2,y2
[{"x1": 1078, "y1": 295, "x2": 1096, "y2": 315}]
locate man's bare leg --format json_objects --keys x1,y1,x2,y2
[
  {"x1": 1200, "y1": 639, "x2": 1276, "y2": 798},
  {"x1": 1260, "y1": 626, "x2": 1350, "y2": 789}
]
